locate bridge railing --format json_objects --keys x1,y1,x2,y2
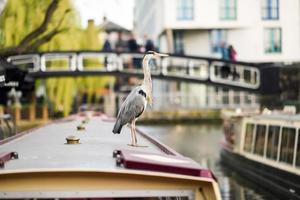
[
  {"x1": 6, "y1": 51, "x2": 262, "y2": 91},
  {"x1": 41, "y1": 53, "x2": 77, "y2": 71},
  {"x1": 7, "y1": 54, "x2": 40, "y2": 72},
  {"x1": 77, "y1": 52, "x2": 119, "y2": 71}
]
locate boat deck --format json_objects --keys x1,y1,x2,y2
[
  {"x1": 0, "y1": 114, "x2": 172, "y2": 170},
  {"x1": 0, "y1": 113, "x2": 221, "y2": 200}
]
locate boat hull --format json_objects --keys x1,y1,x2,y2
[{"x1": 220, "y1": 148, "x2": 300, "y2": 199}]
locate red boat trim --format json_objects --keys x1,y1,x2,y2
[
  {"x1": 0, "y1": 152, "x2": 18, "y2": 168},
  {"x1": 115, "y1": 149, "x2": 216, "y2": 180},
  {"x1": 136, "y1": 128, "x2": 180, "y2": 156}
]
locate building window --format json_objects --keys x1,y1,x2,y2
[
  {"x1": 254, "y1": 125, "x2": 266, "y2": 156},
  {"x1": 244, "y1": 123, "x2": 254, "y2": 152},
  {"x1": 264, "y1": 28, "x2": 281, "y2": 53},
  {"x1": 279, "y1": 127, "x2": 296, "y2": 165},
  {"x1": 220, "y1": 0, "x2": 237, "y2": 20},
  {"x1": 173, "y1": 31, "x2": 184, "y2": 55},
  {"x1": 266, "y1": 126, "x2": 280, "y2": 160},
  {"x1": 177, "y1": 0, "x2": 194, "y2": 20},
  {"x1": 262, "y1": 0, "x2": 279, "y2": 20},
  {"x1": 210, "y1": 29, "x2": 227, "y2": 53}
]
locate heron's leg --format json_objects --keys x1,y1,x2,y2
[
  {"x1": 132, "y1": 119, "x2": 138, "y2": 145},
  {"x1": 130, "y1": 121, "x2": 136, "y2": 146}
]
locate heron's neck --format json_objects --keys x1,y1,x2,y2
[
  {"x1": 142, "y1": 56, "x2": 152, "y2": 98},
  {"x1": 142, "y1": 56, "x2": 151, "y2": 85}
]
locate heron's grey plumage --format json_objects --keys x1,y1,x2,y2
[
  {"x1": 112, "y1": 51, "x2": 168, "y2": 146},
  {"x1": 112, "y1": 86, "x2": 146, "y2": 134}
]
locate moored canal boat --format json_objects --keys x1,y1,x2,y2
[
  {"x1": 220, "y1": 108, "x2": 300, "y2": 199},
  {"x1": 0, "y1": 112, "x2": 221, "y2": 199}
]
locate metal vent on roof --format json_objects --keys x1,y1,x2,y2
[
  {"x1": 82, "y1": 118, "x2": 89, "y2": 124},
  {"x1": 65, "y1": 135, "x2": 80, "y2": 144},
  {"x1": 77, "y1": 124, "x2": 85, "y2": 131}
]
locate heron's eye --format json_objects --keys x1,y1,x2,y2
[{"x1": 138, "y1": 90, "x2": 146, "y2": 98}]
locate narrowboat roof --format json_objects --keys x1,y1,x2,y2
[
  {"x1": 249, "y1": 113, "x2": 300, "y2": 123},
  {"x1": 0, "y1": 113, "x2": 215, "y2": 179}
]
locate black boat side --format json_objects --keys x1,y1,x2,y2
[{"x1": 221, "y1": 145, "x2": 300, "y2": 199}]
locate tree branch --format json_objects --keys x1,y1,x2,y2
[
  {"x1": 25, "y1": 8, "x2": 71, "y2": 52},
  {"x1": 17, "y1": 0, "x2": 59, "y2": 49},
  {"x1": 0, "y1": 0, "x2": 73, "y2": 56},
  {"x1": 25, "y1": 28, "x2": 68, "y2": 52}
]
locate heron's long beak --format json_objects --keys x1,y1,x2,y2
[{"x1": 153, "y1": 52, "x2": 169, "y2": 58}]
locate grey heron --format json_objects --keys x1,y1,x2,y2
[{"x1": 112, "y1": 51, "x2": 168, "y2": 146}]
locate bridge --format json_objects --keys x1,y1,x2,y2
[{"x1": 4, "y1": 51, "x2": 275, "y2": 93}]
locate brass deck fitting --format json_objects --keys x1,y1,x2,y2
[
  {"x1": 77, "y1": 124, "x2": 85, "y2": 131},
  {"x1": 65, "y1": 135, "x2": 80, "y2": 144}
]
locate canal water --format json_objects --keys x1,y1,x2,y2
[{"x1": 139, "y1": 123, "x2": 280, "y2": 200}]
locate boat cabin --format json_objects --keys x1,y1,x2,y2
[
  {"x1": 232, "y1": 113, "x2": 300, "y2": 175},
  {"x1": 0, "y1": 112, "x2": 221, "y2": 199}
]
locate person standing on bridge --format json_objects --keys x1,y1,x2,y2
[
  {"x1": 228, "y1": 44, "x2": 239, "y2": 80},
  {"x1": 144, "y1": 35, "x2": 156, "y2": 68},
  {"x1": 102, "y1": 34, "x2": 112, "y2": 68},
  {"x1": 220, "y1": 42, "x2": 229, "y2": 60},
  {"x1": 220, "y1": 42, "x2": 230, "y2": 78},
  {"x1": 115, "y1": 32, "x2": 127, "y2": 53},
  {"x1": 128, "y1": 32, "x2": 141, "y2": 69},
  {"x1": 228, "y1": 45, "x2": 237, "y2": 61},
  {"x1": 144, "y1": 35, "x2": 155, "y2": 52},
  {"x1": 102, "y1": 37, "x2": 112, "y2": 52}
]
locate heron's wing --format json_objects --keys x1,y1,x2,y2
[{"x1": 117, "y1": 87, "x2": 145, "y2": 125}]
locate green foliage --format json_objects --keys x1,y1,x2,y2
[
  {"x1": 0, "y1": 0, "x2": 45, "y2": 47},
  {"x1": 1, "y1": 0, "x2": 114, "y2": 116}
]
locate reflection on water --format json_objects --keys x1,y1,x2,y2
[{"x1": 139, "y1": 124, "x2": 279, "y2": 200}]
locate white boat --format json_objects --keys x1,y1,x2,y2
[{"x1": 221, "y1": 108, "x2": 300, "y2": 199}]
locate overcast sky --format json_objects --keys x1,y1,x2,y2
[{"x1": 73, "y1": 0, "x2": 134, "y2": 29}]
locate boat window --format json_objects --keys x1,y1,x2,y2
[
  {"x1": 254, "y1": 125, "x2": 266, "y2": 156},
  {"x1": 266, "y1": 125, "x2": 280, "y2": 160},
  {"x1": 279, "y1": 127, "x2": 296, "y2": 165},
  {"x1": 244, "y1": 123, "x2": 254, "y2": 152},
  {"x1": 296, "y1": 129, "x2": 300, "y2": 167}
]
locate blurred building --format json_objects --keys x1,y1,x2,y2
[
  {"x1": 134, "y1": 0, "x2": 300, "y2": 110},
  {"x1": 99, "y1": 17, "x2": 131, "y2": 50},
  {"x1": 134, "y1": 0, "x2": 300, "y2": 63}
]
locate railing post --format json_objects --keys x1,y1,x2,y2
[
  {"x1": 13, "y1": 105, "x2": 21, "y2": 125},
  {"x1": 117, "y1": 55, "x2": 123, "y2": 71},
  {"x1": 40, "y1": 54, "x2": 46, "y2": 71},
  {"x1": 35, "y1": 55, "x2": 41, "y2": 72},
  {"x1": 42, "y1": 105, "x2": 48, "y2": 122},
  {"x1": 70, "y1": 53, "x2": 77, "y2": 71},
  {"x1": 240, "y1": 92, "x2": 245, "y2": 107},
  {"x1": 0, "y1": 105, "x2": 3, "y2": 116},
  {"x1": 104, "y1": 91, "x2": 116, "y2": 117},
  {"x1": 77, "y1": 53, "x2": 83, "y2": 71},
  {"x1": 188, "y1": 60, "x2": 194, "y2": 76},
  {"x1": 29, "y1": 104, "x2": 36, "y2": 122},
  {"x1": 161, "y1": 58, "x2": 168, "y2": 75}
]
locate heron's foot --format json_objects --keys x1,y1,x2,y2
[
  {"x1": 127, "y1": 143, "x2": 137, "y2": 147},
  {"x1": 127, "y1": 144, "x2": 148, "y2": 147}
]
